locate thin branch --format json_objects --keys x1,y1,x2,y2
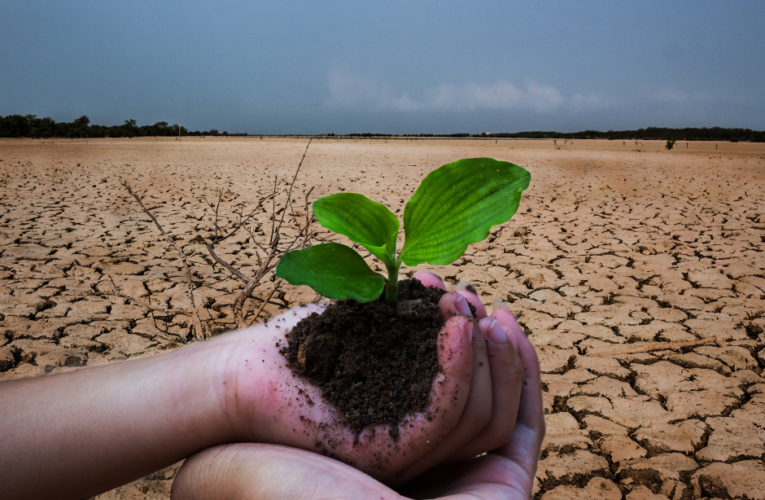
[
  {"x1": 206, "y1": 243, "x2": 249, "y2": 283},
  {"x1": 234, "y1": 278, "x2": 259, "y2": 328},
  {"x1": 301, "y1": 186, "x2": 315, "y2": 249},
  {"x1": 122, "y1": 182, "x2": 207, "y2": 340},
  {"x1": 106, "y1": 275, "x2": 188, "y2": 343},
  {"x1": 247, "y1": 282, "x2": 281, "y2": 327},
  {"x1": 106, "y1": 275, "x2": 184, "y2": 315},
  {"x1": 212, "y1": 200, "x2": 270, "y2": 245},
  {"x1": 269, "y1": 175, "x2": 278, "y2": 245},
  {"x1": 276, "y1": 137, "x2": 314, "y2": 231}
]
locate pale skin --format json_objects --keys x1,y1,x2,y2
[{"x1": 0, "y1": 272, "x2": 544, "y2": 500}]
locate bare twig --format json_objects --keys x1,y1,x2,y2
[
  {"x1": 106, "y1": 275, "x2": 188, "y2": 343},
  {"x1": 203, "y1": 137, "x2": 319, "y2": 330},
  {"x1": 122, "y1": 182, "x2": 207, "y2": 340},
  {"x1": 106, "y1": 275, "x2": 184, "y2": 315},
  {"x1": 268, "y1": 175, "x2": 279, "y2": 245},
  {"x1": 206, "y1": 243, "x2": 248, "y2": 282},
  {"x1": 589, "y1": 337, "x2": 717, "y2": 357},
  {"x1": 118, "y1": 137, "x2": 320, "y2": 338},
  {"x1": 276, "y1": 137, "x2": 314, "y2": 231},
  {"x1": 210, "y1": 193, "x2": 272, "y2": 245},
  {"x1": 246, "y1": 281, "x2": 281, "y2": 327},
  {"x1": 301, "y1": 186, "x2": 315, "y2": 249}
]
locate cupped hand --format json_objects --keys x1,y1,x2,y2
[
  {"x1": 210, "y1": 272, "x2": 526, "y2": 483},
  {"x1": 171, "y1": 293, "x2": 544, "y2": 499}
]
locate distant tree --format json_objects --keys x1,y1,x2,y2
[
  {"x1": 0, "y1": 115, "x2": 31, "y2": 137},
  {"x1": 665, "y1": 139, "x2": 676, "y2": 150},
  {"x1": 74, "y1": 115, "x2": 90, "y2": 126},
  {"x1": 154, "y1": 121, "x2": 169, "y2": 127}
]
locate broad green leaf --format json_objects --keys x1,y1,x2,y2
[
  {"x1": 400, "y1": 158, "x2": 531, "y2": 266},
  {"x1": 276, "y1": 242, "x2": 385, "y2": 302},
  {"x1": 313, "y1": 193, "x2": 399, "y2": 264}
]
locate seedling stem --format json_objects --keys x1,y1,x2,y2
[{"x1": 384, "y1": 259, "x2": 401, "y2": 302}]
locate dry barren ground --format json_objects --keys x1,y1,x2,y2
[{"x1": 1, "y1": 137, "x2": 764, "y2": 499}]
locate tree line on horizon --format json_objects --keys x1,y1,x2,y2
[
  {"x1": 0, "y1": 115, "x2": 242, "y2": 139},
  {"x1": 356, "y1": 127, "x2": 765, "y2": 142},
  {"x1": 1, "y1": 114, "x2": 762, "y2": 142}
]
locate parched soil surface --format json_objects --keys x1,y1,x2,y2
[{"x1": 1, "y1": 137, "x2": 764, "y2": 499}]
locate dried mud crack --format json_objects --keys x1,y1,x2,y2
[{"x1": 1, "y1": 137, "x2": 764, "y2": 499}]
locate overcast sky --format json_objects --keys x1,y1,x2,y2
[{"x1": 1, "y1": 1, "x2": 763, "y2": 134}]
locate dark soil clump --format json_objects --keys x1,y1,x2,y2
[{"x1": 282, "y1": 278, "x2": 464, "y2": 437}]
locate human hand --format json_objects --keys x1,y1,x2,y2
[
  {"x1": 213, "y1": 272, "x2": 527, "y2": 483},
  {"x1": 170, "y1": 296, "x2": 544, "y2": 499},
  {"x1": 0, "y1": 273, "x2": 527, "y2": 500}
]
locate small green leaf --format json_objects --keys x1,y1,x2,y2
[
  {"x1": 313, "y1": 193, "x2": 400, "y2": 264},
  {"x1": 276, "y1": 242, "x2": 385, "y2": 302},
  {"x1": 400, "y1": 158, "x2": 531, "y2": 266}
]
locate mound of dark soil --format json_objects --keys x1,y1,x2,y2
[{"x1": 282, "y1": 279, "x2": 470, "y2": 437}]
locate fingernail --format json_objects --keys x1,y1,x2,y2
[
  {"x1": 455, "y1": 295, "x2": 473, "y2": 317},
  {"x1": 486, "y1": 319, "x2": 508, "y2": 344},
  {"x1": 418, "y1": 270, "x2": 444, "y2": 281},
  {"x1": 464, "y1": 321, "x2": 474, "y2": 343},
  {"x1": 455, "y1": 281, "x2": 478, "y2": 295},
  {"x1": 492, "y1": 299, "x2": 513, "y2": 315}
]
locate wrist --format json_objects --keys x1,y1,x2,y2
[
  {"x1": 165, "y1": 332, "x2": 243, "y2": 447},
  {"x1": 0, "y1": 327, "x2": 246, "y2": 500},
  {"x1": 214, "y1": 304, "x2": 331, "y2": 443}
]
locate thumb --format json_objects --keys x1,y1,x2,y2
[{"x1": 172, "y1": 444, "x2": 401, "y2": 500}]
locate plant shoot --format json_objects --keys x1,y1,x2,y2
[{"x1": 276, "y1": 157, "x2": 531, "y2": 302}]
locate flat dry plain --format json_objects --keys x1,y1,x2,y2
[{"x1": 1, "y1": 137, "x2": 764, "y2": 499}]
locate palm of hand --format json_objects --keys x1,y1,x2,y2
[{"x1": 218, "y1": 299, "x2": 474, "y2": 482}]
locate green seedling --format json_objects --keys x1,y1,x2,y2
[{"x1": 276, "y1": 157, "x2": 531, "y2": 303}]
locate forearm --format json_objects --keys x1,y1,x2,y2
[{"x1": 0, "y1": 334, "x2": 238, "y2": 500}]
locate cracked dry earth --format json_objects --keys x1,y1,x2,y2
[{"x1": 1, "y1": 137, "x2": 764, "y2": 500}]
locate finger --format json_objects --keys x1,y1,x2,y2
[
  {"x1": 172, "y1": 444, "x2": 399, "y2": 500},
  {"x1": 445, "y1": 316, "x2": 524, "y2": 462},
  {"x1": 454, "y1": 281, "x2": 487, "y2": 319},
  {"x1": 407, "y1": 314, "x2": 540, "y2": 499},
  {"x1": 391, "y1": 314, "x2": 492, "y2": 485},
  {"x1": 172, "y1": 445, "x2": 241, "y2": 500},
  {"x1": 412, "y1": 271, "x2": 447, "y2": 290},
  {"x1": 491, "y1": 320, "x2": 545, "y2": 483},
  {"x1": 438, "y1": 291, "x2": 475, "y2": 323}
]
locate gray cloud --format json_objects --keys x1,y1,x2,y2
[
  {"x1": 325, "y1": 68, "x2": 420, "y2": 111},
  {"x1": 326, "y1": 69, "x2": 581, "y2": 113}
]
